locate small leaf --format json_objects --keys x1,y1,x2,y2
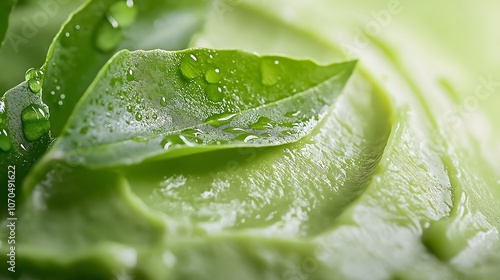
[
  {"x1": 40, "y1": 0, "x2": 209, "y2": 136},
  {"x1": 39, "y1": 49, "x2": 356, "y2": 169},
  {"x1": 0, "y1": 0, "x2": 16, "y2": 48}
]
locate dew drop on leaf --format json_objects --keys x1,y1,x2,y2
[
  {"x1": 161, "y1": 134, "x2": 184, "y2": 150},
  {"x1": 285, "y1": 110, "x2": 301, "y2": 118},
  {"x1": 126, "y1": 105, "x2": 134, "y2": 112},
  {"x1": 0, "y1": 128, "x2": 12, "y2": 152},
  {"x1": 260, "y1": 59, "x2": 280, "y2": 86},
  {"x1": 250, "y1": 116, "x2": 275, "y2": 130},
  {"x1": 205, "y1": 85, "x2": 224, "y2": 102},
  {"x1": 60, "y1": 31, "x2": 73, "y2": 47},
  {"x1": 235, "y1": 133, "x2": 259, "y2": 143},
  {"x1": 135, "y1": 112, "x2": 143, "y2": 121},
  {"x1": 180, "y1": 54, "x2": 202, "y2": 79},
  {"x1": 182, "y1": 128, "x2": 203, "y2": 137},
  {"x1": 107, "y1": 0, "x2": 138, "y2": 28},
  {"x1": 126, "y1": 69, "x2": 134, "y2": 81},
  {"x1": 24, "y1": 68, "x2": 37, "y2": 81},
  {"x1": 94, "y1": 16, "x2": 124, "y2": 53},
  {"x1": 28, "y1": 79, "x2": 43, "y2": 93},
  {"x1": 21, "y1": 105, "x2": 50, "y2": 142},
  {"x1": 207, "y1": 54, "x2": 214, "y2": 64},
  {"x1": 204, "y1": 67, "x2": 221, "y2": 83},
  {"x1": 205, "y1": 112, "x2": 236, "y2": 127},
  {"x1": 160, "y1": 97, "x2": 167, "y2": 107}
]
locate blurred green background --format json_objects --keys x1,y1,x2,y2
[{"x1": 1, "y1": 0, "x2": 498, "y2": 143}]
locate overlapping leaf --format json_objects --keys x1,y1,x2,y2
[
  {"x1": 32, "y1": 48, "x2": 356, "y2": 171},
  {"x1": 40, "y1": 0, "x2": 209, "y2": 136}
]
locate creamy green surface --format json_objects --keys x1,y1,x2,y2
[{"x1": 1, "y1": 0, "x2": 500, "y2": 279}]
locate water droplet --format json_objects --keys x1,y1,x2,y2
[
  {"x1": 135, "y1": 112, "x2": 143, "y2": 121},
  {"x1": 180, "y1": 54, "x2": 202, "y2": 79},
  {"x1": 260, "y1": 59, "x2": 280, "y2": 86},
  {"x1": 250, "y1": 117, "x2": 275, "y2": 130},
  {"x1": 285, "y1": 111, "x2": 301, "y2": 118},
  {"x1": 107, "y1": 0, "x2": 138, "y2": 28},
  {"x1": 25, "y1": 68, "x2": 44, "y2": 93},
  {"x1": 126, "y1": 68, "x2": 134, "y2": 81},
  {"x1": 25, "y1": 68, "x2": 37, "y2": 81},
  {"x1": 28, "y1": 79, "x2": 43, "y2": 93},
  {"x1": 235, "y1": 133, "x2": 259, "y2": 143},
  {"x1": 94, "y1": 19, "x2": 123, "y2": 53},
  {"x1": 207, "y1": 54, "x2": 214, "y2": 64},
  {"x1": 0, "y1": 128, "x2": 12, "y2": 152},
  {"x1": 204, "y1": 67, "x2": 221, "y2": 84},
  {"x1": 126, "y1": 105, "x2": 134, "y2": 112},
  {"x1": 107, "y1": 103, "x2": 114, "y2": 111},
  {"x1": 21, "y1": 105, "x2": 50, "y2": 142},
  {"x1": 224, "y1": 127, "x2": 246, "y2": 134},
  {"x1": 59, "y1": 27, "x2": 77, "y2": 47},
  {"x1": 161, "y1": 134, "x2": 184, "y2": 150},
  {"x1": 152, "y1": 113, "x2": 158, "y2": 120},
  {"x1": 205, "y1": 112, "x2": 236, "y2": 127},
  {"x1": 162, "y1": 129, "x2": 204, "y2": 147},
  {"x1": 205, "y1": 85, "x2": 224, "y2": 102},
  {"x1": 160, "y1": 97, "x2": 167, "y2": 107},
  {"x1": 182, "y1": 128, "x2": 203, "y2": 137}
]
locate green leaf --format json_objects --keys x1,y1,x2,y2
[
  {"x1": 12, "y1": 70, "x2": 393, "y2": 279},
  {"x1": 0, "y1": 0, "x2": 16, "y2": 48},
  {"x1": 40, "y1": 0, "x2": 209, "y2": 137},
  {"x1": 0, "y1": 82, "x2": 51, "y2": 215},
  {"x1": 32, "y1": 49, "x2": 356, "y2": 171}
]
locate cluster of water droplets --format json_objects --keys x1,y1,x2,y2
[
  {"x1": 156, "y1": 53, "x2": 313, "y2": 151},
  {"x1": 180, "y1": 51, "x2": 225, "y2": 102}
]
